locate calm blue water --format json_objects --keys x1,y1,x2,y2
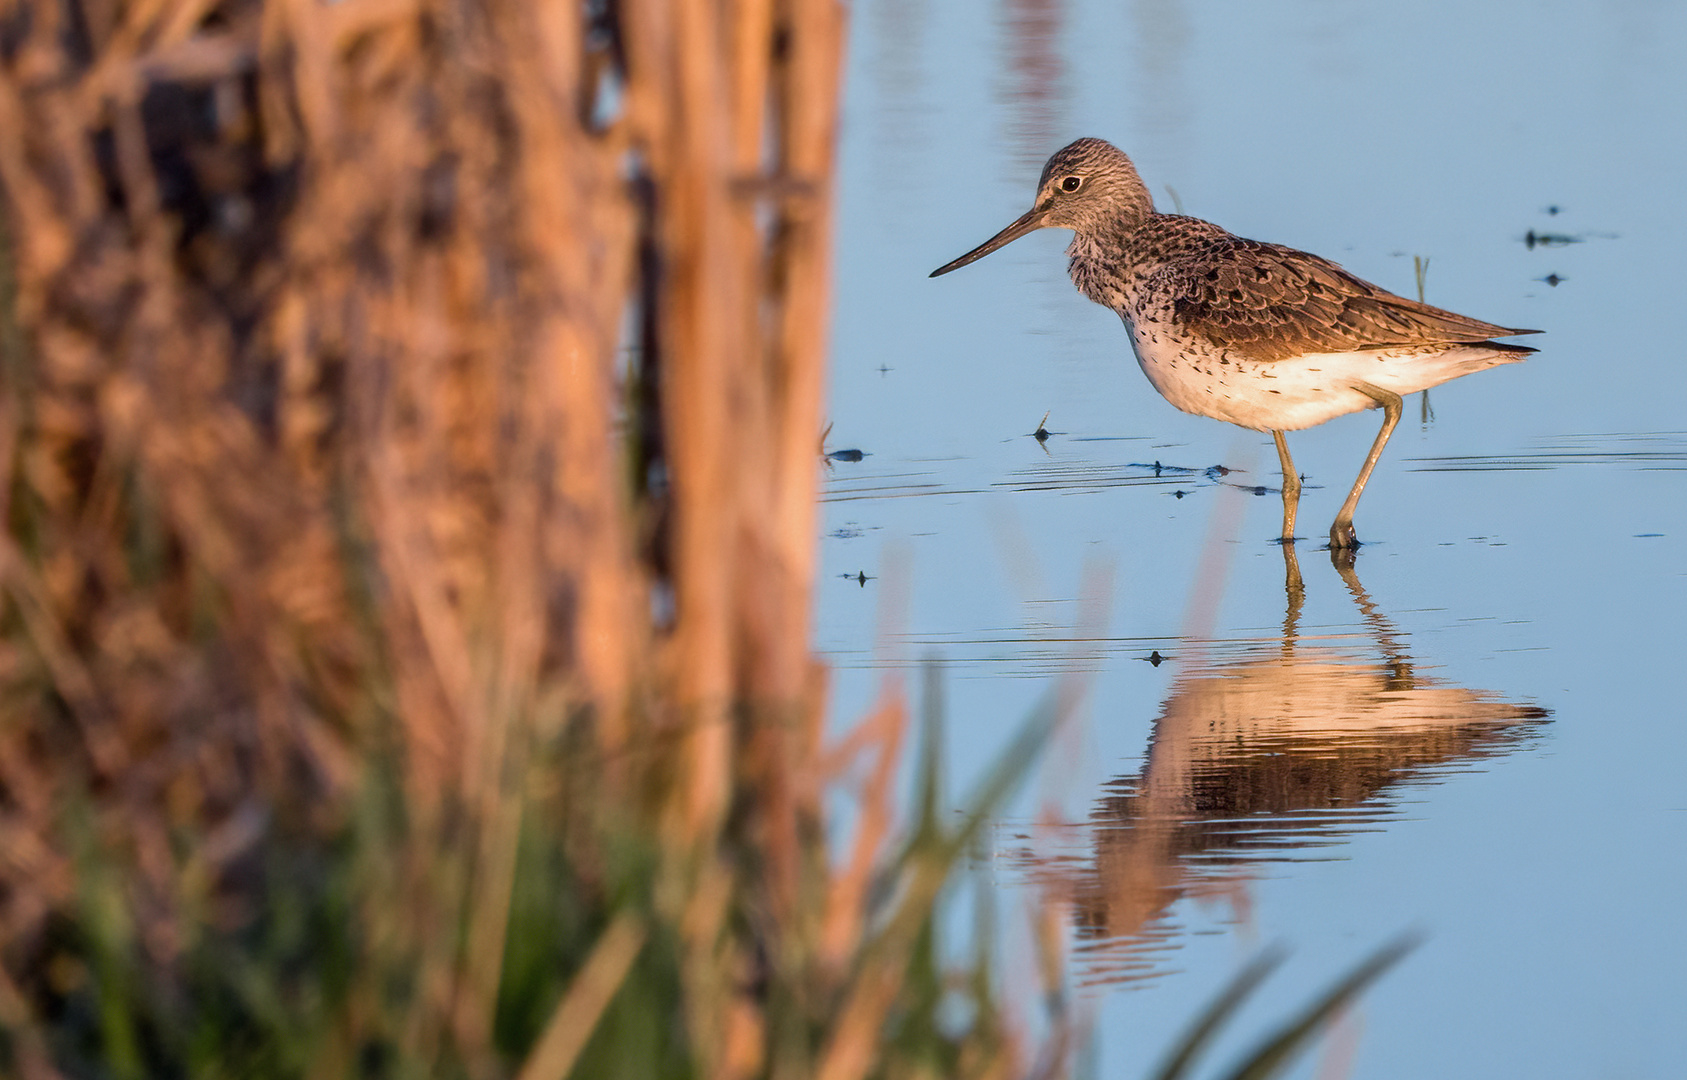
[{"x1": 819, "y1": 1, "x2": 1687, "y2": 1077}]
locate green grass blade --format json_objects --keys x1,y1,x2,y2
[
  {"x1": 863, "y1": 681, "x2": 1063, "y2": 977},
  {"x1": 914, "y1": 659, "x2": 946, "y2": 842},
  {"x1": 939, "y1": 692, "x2": 1062, "y2": 864},
  {"x1": 1147, "y1": 948, "x2": 1285, "y2": 1080},
  {"x1": 1214, "y1": 934, "x2": 1420, "y2": 1080}
]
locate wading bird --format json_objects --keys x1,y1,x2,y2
[{"x1": 931, "y1": 138, "x2": 1539, "y2": 549}]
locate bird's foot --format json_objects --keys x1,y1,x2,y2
[{"x1": 1328, "y1": 520, "x2": 1360, "y2": 551}]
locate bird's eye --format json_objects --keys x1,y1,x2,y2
[{"x1": 1060, "y1": 175, "x2": 1083, "y2": 193}]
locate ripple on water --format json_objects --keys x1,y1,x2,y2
[{"x1": 1406, "y1": 431, "x2": 1687, "y2": 473}]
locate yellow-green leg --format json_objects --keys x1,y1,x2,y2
[
  {"x1": 1330, "y1": 383, "x2": 1404, "y2": 550},
  {"x1": 1281, "y1": 538, "x2": 1305, "y2": 629},
  {"x1": 1272, "y1": 429, "x2": 1300, "y2": 542}
]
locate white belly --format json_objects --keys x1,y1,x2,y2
[{"x1": 1125, "y1": 320, "x2": 1523, "y2": 432}]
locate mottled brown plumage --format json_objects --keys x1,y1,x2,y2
[
  {"x1": 931, "y1": 137, "x2": 1540, "y2": 549},
  {"x1": 1146, "y1": 232, "x2": 1526, "y2": 362}
]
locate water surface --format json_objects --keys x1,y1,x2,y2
[{"x1": 821, "y1": 2, "x2": 1687, "y2": 1076}]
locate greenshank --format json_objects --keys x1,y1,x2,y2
[{"x1": 932, "y1": 138, "x2": 1539, "y2": 549}]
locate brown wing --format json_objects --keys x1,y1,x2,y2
[{"x1": 1152, "y1": 236, "x2": 1539, "y2": 362}]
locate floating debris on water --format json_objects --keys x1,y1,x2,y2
[
  {"x1": 819, "y1": 422, "x2": 866, "y2": 464},
  {"x1": 1524, "y1": 229, "x2": 1582, "y2": 249},
  {"x1": 1129, "y1": 460, "x2": 1198, "y2": 476}
]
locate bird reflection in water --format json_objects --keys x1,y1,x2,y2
[{"x1": 1026, "y1": 547, "x2": 1548, "y2": 990}]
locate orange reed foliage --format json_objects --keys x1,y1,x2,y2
[{"x1": 0, "y1": 0, "x2": 841, "y2": 987}]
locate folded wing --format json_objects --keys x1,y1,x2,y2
[{"x1": 1152, "y1": 236, "x2": 1538, "y2": 362}]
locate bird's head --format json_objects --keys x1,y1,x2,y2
[{"x1": 931, "y1": 138, "x2": 1154, "y2": 277}]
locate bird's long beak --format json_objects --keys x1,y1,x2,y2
[{"x1": 929, "y1": 206, "x2": 1049, "y2": 277}]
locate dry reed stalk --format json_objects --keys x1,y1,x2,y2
[
  {"x1": 514, "y1": 911, "x2": 649, "y2": 1080},
  {"x1": 0, "y1": 0, "x2": 842, "y2": 806},
  {"x1": 818, "y1": 689, "x2": 906, "y2": 972},
  {"x1": 616, "y1": 0, "x2": 843, "y2": 921}
]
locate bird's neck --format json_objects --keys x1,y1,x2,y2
[{"x1": 1065, "y1": 214, "x2": 1156, "y2": 312}]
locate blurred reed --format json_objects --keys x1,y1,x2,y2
[{"x1": 0, "y1": 0, "x2": 1076, "y2": 1076}]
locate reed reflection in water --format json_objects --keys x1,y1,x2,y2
[{"x1": 1022, "y1": 548, "x2": 1548, "y2": 990}]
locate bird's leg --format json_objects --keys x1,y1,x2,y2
[
  {"x1": 1329, "y1": 383, "x2": 1403, "y2": 550},
  {"x1": 1281, "y1": 538, "x2": 1305, "y2": 634},
  {"x1": 1272, "y1": 430, "x2": 1300, "y2": 542}
]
